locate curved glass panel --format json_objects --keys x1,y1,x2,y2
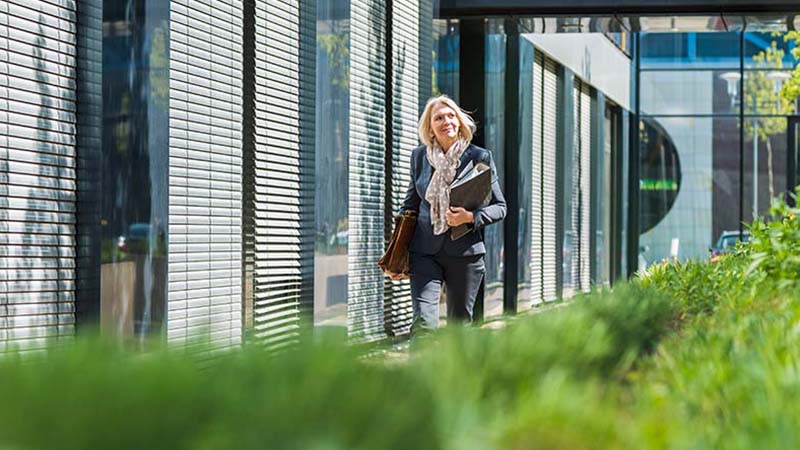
[{"x1": 639, "y1": 117, "x2": 740, "y2": 266}]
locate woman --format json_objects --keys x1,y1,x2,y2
[{"x1": 395, "y1": 95, "x2": 506, "y2": 332}]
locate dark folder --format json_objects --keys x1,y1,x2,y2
[{"x1": 449, "y1": 162, "x2": 492, "y2": 240}]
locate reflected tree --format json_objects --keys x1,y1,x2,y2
[
  {"x1": 745, "y1": 38, "x2": 795, "y2": 203},
  {"x1": 781, "y1": 31, "x2": 800, "y2": 105}
]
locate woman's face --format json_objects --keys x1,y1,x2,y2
[{"x1": 430, "y1": 103, "x2": 460, "y2": 147}]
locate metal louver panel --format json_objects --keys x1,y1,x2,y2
[
  {"x1": 417, "y1": 0, "x2": 433, "y2": 113},
  {"x1": 530, "y1": 50, "x2": 543, "y2": 306},
  {"x1": 1, "y1": 0, "x2": 78, "y2": 353},
  {"x1": 244, "y1": 0, "x2": 315, "y2": 349},
  {"x1": 568, "y1": 83, "x2": 582, "y2": 294},
  {"x1": 348, "y1": 0, "x2": 387, "y2": 342},
  {"x1": 542, "y1": 57, "x2": 558, "y2": 302},
  {"x1": 168, "y1": 0, "x2": 243, "y2": 349},
  {"x1": 385, "y1": 0, "x2": 420, "y2": 337},
  {"x1": 579, "y1": 81, "x2": 592, "y2": 292}
]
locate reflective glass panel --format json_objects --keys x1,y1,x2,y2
[
  {"x1": 637, "y1": 16, "x2": 728, "y2": 33},
  {"x1": 517, "y1": 34, "x2": 534, "y2": 311},
  {"x1": 743, "y1": 70, "x2": 797, "y2": 115},
  {"x1": 640, "y1": 69, "x2": 738, "y2": 115},
  {"x1": 640, "y1": 32, "x2": 739, "y2": 69},
  {"x1": 639, "y1": 117, "x2": 740, "y2": 266},
  {"x1": 743, "y1": 32, "x2": 798, "y2": 68},
  {"x1": 484, "y1": 18, "x2": 506, "y2": 318},
  {"x1": 433, "y1": 19, "x2": 460, "y2": 100},
  {"x1": 100, "y1": 0, "x2": 169, "y2": 341},
  {"x1": 743, "y1": 120, "x2": 788, "y2": 222},
  {"x1": 314, "y1": 0, "x2": 350, "y2": 328}
]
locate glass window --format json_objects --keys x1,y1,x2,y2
[
  {"x1": 743, "y1": 70, "x2": 797, "y2": 115},
  {"x1": 641, "y1": 32, "x2": 739, "y2": 69},
  {"x1": 517, "y1": 34, "x2": 534, "y2": 311},
  {"x1": 640, "y1": 70, "x2": 738, "y2": 115},
  {"x1": 433, "y1": 19, "x2": 460, "y2": 100},
  {"x1": 638, "y1": 117, "x2": 740, "y2": 265},
  {"x1": 484, "y1": 18, "x2": 506, "y2": 318},
  {"x1": 743, "y1": 120, "x2": 788, "y2": 222},
  {"x1": 620, "y1": 111, "x2": 630, "y2": 276},
  {"x1": 640, "y1": 33, "x2": 690, "y2": 62},
  {"x1": 594, "y1": 105, "x2": 615, "y2": 286},
  {"x1": 100, "y1": 0, "x2": 170, "y2": 341},
  {"x1": 744, "y1": 32, "x2": 799, "y2": 68},
  {"x1": 314, "y1": 0, "x2": 350, "y2": 328}
]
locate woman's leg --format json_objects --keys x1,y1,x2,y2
[
  {"x1": 441, "y1": 254, "x2": 485, "y2": 322},
  {"x1": 409, "y1": 252, "x2": 443, "y2": 332}
]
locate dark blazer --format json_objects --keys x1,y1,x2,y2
[{"x1": 400, "y1": 143, "x2": 507, "y2": 256}]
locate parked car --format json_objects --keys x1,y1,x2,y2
[{"x1": 709, "y1": 230, "x2": 750, "y2": 259}]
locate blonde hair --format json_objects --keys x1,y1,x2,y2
[{"x1": 418, "y1": 95, "x2": 476, "y2": 148}]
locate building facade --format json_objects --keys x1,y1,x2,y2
[{"x1": 2, "y1": 0, "x2": 800, "y2": 352}]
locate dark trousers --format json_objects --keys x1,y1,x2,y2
[{"x1": 409, "y1": 251, "x2": 486, "y2": 331}]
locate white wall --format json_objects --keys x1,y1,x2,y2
[{"x1": 523, "y1": 33, "x2": 631, "y2": 110}]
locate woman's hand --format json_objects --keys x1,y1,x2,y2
[{"x1": 446, "y1": 206, "x2": 474, "y2": 227}]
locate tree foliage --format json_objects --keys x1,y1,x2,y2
[
  {"x1": 781, "y1": 31, "x2": 800, "y2": 106},
  {"x1": 744, "y1": 39, "x2": 793, "y2": 142}
]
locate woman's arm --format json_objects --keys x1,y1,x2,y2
[
  {"x1": 399, "y1": 148, "x2": 421, "y2": 214},
  {"x1": 471, "y1": 150, "x2": 507, "y2": 229}
]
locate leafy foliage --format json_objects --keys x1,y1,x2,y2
[
  {"x1": 7, "y1": 200, "x2": 800, "y2": 448},
  {"x1": 745, "y1": 188, "x2": 800, "y2": 289}
]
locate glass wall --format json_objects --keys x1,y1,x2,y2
[
  {"x1": 433, "y1": 19, "x2": 459, "y2": 100},
  {"x1": 593, "y1": 101, "x2": 616, "y2": 286},
  {"x1": 100, "y1": 0, "x2": 170, "y2": 341},
  {"x1": 314, "y1": 0, "x2": 350, "y2": 327},
  {"x1": 517, "y1": 35, "x2": 535, "y2": 310},
  {"x1": 639, "y1": 32, "x2": 742, "y2": 265},
  {"x1": 742, "y1": 31, "x2": 797, "y2": 222},
  {"x1": 484, "y1": 19, "x2": 506, "y2": 318},
  {"x1": 638, "y1": 31, "x2": 799, "y2": 266}
]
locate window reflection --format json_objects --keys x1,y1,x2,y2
[
  {"x1": 517, "y1": 34, "x2": 535, "y2": 310},
  {"x1": 314, "y1": 0, "x2": 350, "y2": 327},
  {"x1": 433, "y1": 19, "x2": 459, "y2": 100},
  {"x1": 484, "y1": 19, "x2": 506, "y2": 318},
  {"x1": 639, "y1": 117, "x2": 740, "y2": 265},
  {"x1": 743, "y1": 127, "x2": 787, "y2": 221},
  {"x1": 100, "y1": 0, "x2": 169, "y2": 342}
]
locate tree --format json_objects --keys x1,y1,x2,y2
[
  {"x1": 781, "y1": 31, "x2": 800, "y2": 106},
  {"x1": 744, "y1": 37, "x2": 795, "y2": 206}
]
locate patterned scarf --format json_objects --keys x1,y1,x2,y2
[{"x1": 425, "y1": 138, "x2": 467, "y2": 235}]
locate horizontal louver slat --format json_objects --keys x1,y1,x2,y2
[
  {"x1": 1, "y1": 0, "x2": 78, "y2": 354},
  {"x1": 580, "y1": 82, "x2": 592, "y2": 293},
  {"x1": 542, "y1": 58, "x2": 558, "y2": 302},
  {"x1": 349, "y1": 0, "x2": 387, "y2": 342},
  {"x1": 168, "y1": 0, "x2": 243, "y2": 350},
  {"x1": 530, "y1": 50, "x2": 544, "y2": 306},
  {"x1": 245, "y1": 0, "x2": 315, "y2": 349},
  {"x1": 385, "y1": 0, "x2": 421, "y2": 337}
]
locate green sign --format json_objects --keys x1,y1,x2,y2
[{"x1": 640, "y1": 179, "x2": 678, "y2": 191}]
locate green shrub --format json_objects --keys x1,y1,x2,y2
[
  {"x1": 0, "y1": 336, "x2": 442, "y2": 450},
  {"x1": 746, "y1": 192, "x2": 800, "y2": 289},
  {"x1": 404, "y1": 283, "x2": 676, "y2": 450},
  {"x1": 637, "y1": 251, "x2": 747, "y2": 321},
  {"x1": 6, "y1": 208, "x2": 800, "y2": 450}
]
